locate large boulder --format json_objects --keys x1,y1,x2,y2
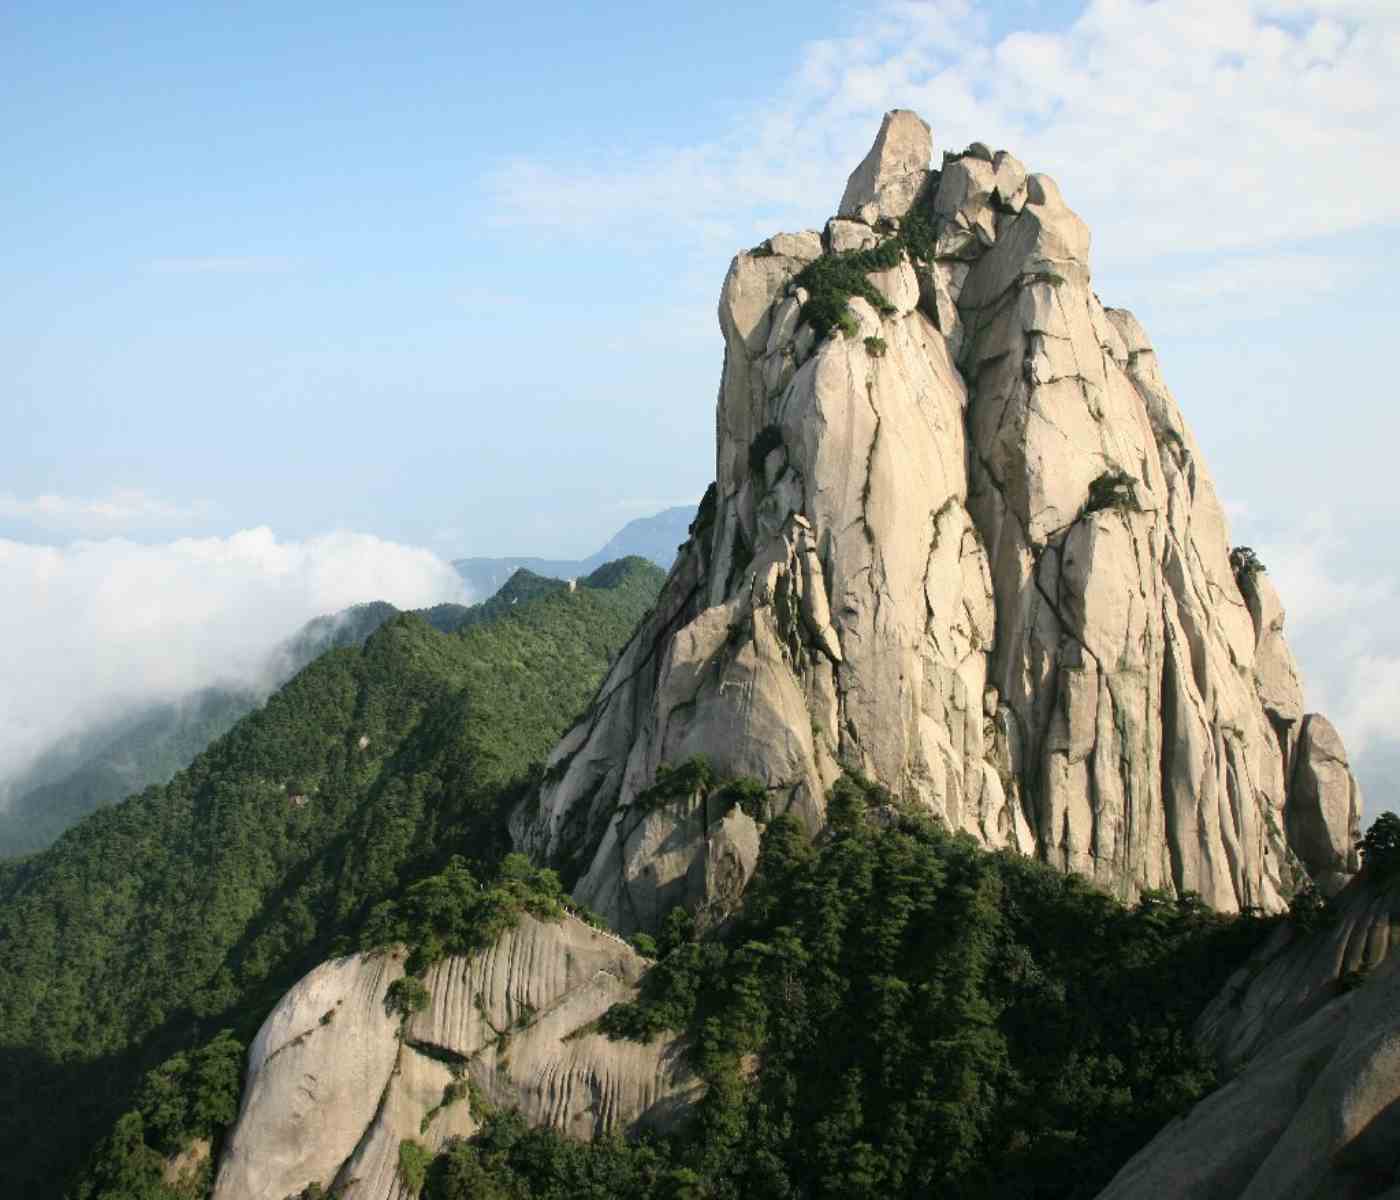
[
  {"x1": 837, "y1": 109, "x2": 932, "y2": 223},
  {"x1": 1289, "y1": 713, "x2": 1364, "y2": 888},
  {"x1": 211, "y1": 916, "x2": 696, "y2": 1200},
  {"x1": 211, "y1": 954, "x2": 408, "y2": 1200}
]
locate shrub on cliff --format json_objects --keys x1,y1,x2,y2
[{"x1": 1361, "y1": 812, "x2": 1400, "y2": 880}]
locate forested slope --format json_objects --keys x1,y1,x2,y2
[
  {"x1": 0, "y1": 558, "x2": 663, "y2": 1197},
  {"x1": 410, "y1": 773, "x2": 1277, "y2": 1200},
  {"x1": 0, "y1": 599, "x2": 474, "y2": 860}
]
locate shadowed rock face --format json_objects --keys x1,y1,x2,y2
[
  {"x1": 210, "y1": 916, "x2": 696, "y2": 1200},
  {"x1": 515, "y1": 108, "x2": 1362, "y2": 933},
  {"x1": 1290, "y1": 713, "x2": 1365, "y2": 890},
  {"x1": 1095, "y1": 873, "x2": 1400, "y2": 1200}
]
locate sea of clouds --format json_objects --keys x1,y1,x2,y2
[{"x1": 0, "y1": 527, "x2": 469, "y2": 798}]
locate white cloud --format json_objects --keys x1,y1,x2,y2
[
  {"x1": 0, "y1": 527, "x2": 469, "y2": 789},
  {"x1": 1156, "y1": 253, "x2": 1350, "y2": 307},
  {"x1": 485, "y1": 0, "x2": 1400, "y2": 274},
  {"x1": 1252, "y1": 516, "x2": 1400, "y2": 816},
  {"x1": 0, "y1": 488, "x2": 215, "y2": 530}
]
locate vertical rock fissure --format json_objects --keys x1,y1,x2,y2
[{"x1": 328, "y1": 1040, "x2": 403, "y2": 1196}]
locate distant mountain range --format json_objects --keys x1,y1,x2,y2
[{"x1": 453, "y1": 504, "x2": 694, "y2": 598}]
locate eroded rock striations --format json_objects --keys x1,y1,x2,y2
[
  {"x1": 210, "y1": 915, "x2": 696, "y2": 1200},
  {"x1": 514, "y1": 108, "x2": 1363, "y2": 931}
]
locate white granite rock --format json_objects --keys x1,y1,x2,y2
[
  {"x1": 211, "y1": 917, "x2": 696, "y2": 1200},
  {"x1": 838, "y1": 109, "x2": 932, "y2": 221},
  {"x1": 766, "y1": 230, "x2": 823, "y2": 262},
  {"x1": 516, "y1": 107, "x2": 1360, "y2": 933},
  {"x1": 1098, "y1": 874, "x2": 1400, "y2": 1200},
  {"x1": 827, "y1": 217, "x2": 878, "y2": 254},
  {"x1": 1289, "y1": 713, "x2": 1364, "y2": 881},
  {"x1": 212, "y1": 955, "x2": 406, "y2": 1200}
]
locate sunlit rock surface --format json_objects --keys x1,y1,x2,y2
[
  {"x1": 515, "y1": 109, "x2": 1361, "y2": 933},
  {"x1": 211, "y1": 915, "x2": 695, "y2": 1200}
]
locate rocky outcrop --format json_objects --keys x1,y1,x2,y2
[
  {"x1": 1199, "y1": 870, "x2": 1400, "y2": 1072},
  {"x1": 210, "y1": 915, "x2": 695, "y2": 1200},
  {"x1": 1290, "y1": 713, "x2": 1364, "y2": 892},
  {"x1": 838, "y1": 108, "x2": 932, "y2": 223},
  {"x1": 515, "y1": 109, "x2": 1362, "y2": 932},
  {"x1": 1095, "y1": 873, "x2": 1400, "y2": 1199}
]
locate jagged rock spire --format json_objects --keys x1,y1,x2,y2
[
  {"x1": 838, "y1": 108, "x2": 933, "y2": 222},
  {"x1": 515, "y1": 111, "x2": 1363, "y2": 932}
]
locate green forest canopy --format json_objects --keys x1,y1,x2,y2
[
  {"x1": 0, "y1": 558, "x2": 664, "y2": 1197},
  {"x1": 1, "y1": 549, "x2": 1309, "y2": 1200},
  {"x1": 423, "y1": 774, "x2": 1276, "y2": 1200}
]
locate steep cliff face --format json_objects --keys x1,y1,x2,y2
[
  {"x1": 210, "y1": 915, "x2": 695, "y2": 1200},
  {"x1": 1095, "y1": 872, "x2": 1400, "y2": 1200},
  {"x1": 515, "y1": 109, "x2": 1362, "y2": 932}
]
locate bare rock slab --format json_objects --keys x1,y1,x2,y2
[{"x1": 211, "y1": 916, "x2": 697, "y2": 1200}]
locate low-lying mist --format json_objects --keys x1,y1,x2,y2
[{"x1": 0, "y1": 526, "x2": 470, "y2": 804}]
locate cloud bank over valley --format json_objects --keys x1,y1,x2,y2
[{"x1": 0, "y1": 527, "x2": 469, "y2": 799}]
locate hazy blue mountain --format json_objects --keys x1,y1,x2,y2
[{"x1": 453, "y1": 504, "x2": 695, "y2": 598}]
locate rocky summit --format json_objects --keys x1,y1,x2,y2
[
  {"x1": 190, "y1": 111, "x2": 1388, "y2": 1200},
  {"x1": 515, "y1": 108, "x2": 1363, "y2": 933}
]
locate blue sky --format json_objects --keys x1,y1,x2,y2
[
  {"x1": 3, "y1": 0, "x2": 1086, "y2": 554},
  {"x1": 2, "y1": 0, "x2": 1397, "y2": 813}
]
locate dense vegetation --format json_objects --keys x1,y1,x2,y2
[
  {"x1": 0, "y1": 559, "x2": 664, "y2": 1197},
  {"x1": 0, "y1": 599, "x2": 474, "y2": 860},
  {"x1": 360, "y1": 850, "x2": 568, "y2": 976},
  {"x1": 791, "y1": 172, "x2": 943, "y2": 340},
  {"x1": 423, "y1": 774, "x2": 1275, "y2": 1200},
  {"x1": 0, "y1": 687, "x2": 258, "y2": 859},
  {"x1": 3, "y1": 552, "x2": 1294, "y2": 1200},
  {"x1": 1361, "y1": 811, "x2": 1400, "y2": 880}
]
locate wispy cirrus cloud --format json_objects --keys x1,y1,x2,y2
[
  {"x1": 0, "y1": 488, "x2": 216, "y2": 530},
  {"x1": 484, "y1": 1, "x2": 1400, "y2": 274},
  {"x1": 1158, "y1": 254, "x2": 1353, "y2": 305}
]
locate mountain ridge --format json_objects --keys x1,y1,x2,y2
[
  {"x1": 0, "y1": 510, "x2": 685, "y2": 860},
  {"x1": 453, "y1": 505, "x2": 694, "y2": 598},
  {"x1": 0, "y1": 557, "x2": 666, "y2": 1196},
  {"x1": 7, "y1": 110, "x2": 1392, "y2": 1200},
  {"x1": 0, "y1": 600, "x2": 467, "y2": 859},
  {"x1": 203, "y1": 110, "x2": 1385, "y2": 1200}
]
